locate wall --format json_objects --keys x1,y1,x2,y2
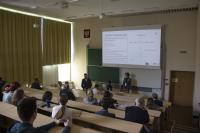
[
  {"x1": 42, "y1": 65, "x2": 58, "y2": 85},
  {"x1": 72, "y1": 10, "x2": 197, "y2": 101},
  {"x1": 193, "y1": 5, "x2": 200, "y2": 112}
]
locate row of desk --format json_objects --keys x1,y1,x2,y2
[
  {"x1": 0, "y1": 102, "x2": 103, "y2": 133},
  {"x1": 25, "y1": 85, "x2": 173, "y2": 133},
  {"x1": 24, "y1": 88, "x2": 143, "y2": 133},
  {"x1": 23, "y1": 87, "x2": 161, "y2": 119}
]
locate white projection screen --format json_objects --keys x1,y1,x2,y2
[{"x1": 102, "y1": 25, "x2": 162, "y2": 69}]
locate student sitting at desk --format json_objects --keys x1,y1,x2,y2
[
  {"x1": 146, "y1": 97, "x2": 161, "y2": 111},
  {"x1": 83, "y1": 89, "x2": 98, "y2": 105},
  {"x1": 41, "y1": 91, "x2": 53, "y2": 108},
  {"x1": 7, "y1": 97, "x2": 70, "y2": 133},
  {"x1": 0, "y1": 88, "x2": 2, "y2": 101},
  {"x1": 11, "y1": 89, "x2": 24, "y2": 106},
  {"x1": 96, "y1": 98, "x2": 115, "y2": 118},
  {"x1": 31, "y1": 78, "x2": 42, "y2": 90},
  {"x1": 60, "y1": 82, "x2": 76, "y2": 101},
  {"x1": 125, "y1": 97, "x2": 149, "y2": 124},
  {"x1": 152, "y1": 93, "x2": 163, "y2": 107},
  {"x1": 0, "y1": 77, "x2": 6, "y2": 89},
  {"x1": 125, "y1": 97, "x2": 150, "y2": 133},
  {"x1": 99, "y1": 91, "x2": 117, "y2": 108},
  {"x1": 58, "y1": 81, "x2": 63, "y2": 88},
  {"x1": 52, "y1": 95, "x2": 73, "y2": 127},
  {"x1": 92, "y1": 84, "x2": 100, "y2": 95},
  {"x1": 3, "y1": 81, "x2": 20, "y2": 104}
]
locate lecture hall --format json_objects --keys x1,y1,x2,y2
[{"x1": 0, "y1": 0, "x2": 200, "y2": 133}]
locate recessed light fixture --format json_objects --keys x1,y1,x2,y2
[
  {"x1": 83, "y1": 14, "x2": 95, "y2": 17},
  {"x1": 121, "y1": 9, "x2": 136, "y2": 13},
  {"x1": 67, "y1": 0, "x2": 79, "y2": 3},
  {"x1": 30, "y1": 6, "x2": 37, "y2": 9},
  {"x1": 66, "y1": 16, "x2": 77, "y2": 20}
]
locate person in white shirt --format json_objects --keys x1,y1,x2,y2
[
  {"x1": 92, "y1": 84, "x2": 99, "y2": 95},
  {"x1": 3, "y1": 81, "x2": 20, "y2": 104},
  {"x1": 83, "y1": 89, "x2": 97, "y2": 105},
  {"x1": 51, "y1": 96, "x2": 72, "y2": 127},
  {"x1": 3, "y1": 91, "x2": 13, "y2": 103}
]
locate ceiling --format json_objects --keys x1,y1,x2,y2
[{"x1": 0, "y1": 0, "x2": 200, "y2": 20}]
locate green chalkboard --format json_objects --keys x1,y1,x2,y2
[
  {"x1": 88, "y1": 49, "x2": 102, "y2": 65},
  {"x1": 88, "y1": 66, "x2": 119, "y2": 83},
  {"x1": 87, "y1": 48, "x2": 119, "y2": 83}
]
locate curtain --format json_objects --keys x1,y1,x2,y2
[
  {"x1": 0, "y1": 10, "x2": 42, "y2": 84},
  {"x1": 43, "y1": 19, "x2": 71, "y2": 65}
]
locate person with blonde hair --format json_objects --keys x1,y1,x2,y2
[
  {"x1": 52, "y1": 96, "x2": 72, "y2": 127},
  {"x1": 11, "y1": 89, "x2": 24, "y2": 106}
]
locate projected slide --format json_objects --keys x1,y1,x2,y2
[{"x1": 102, "y1": 26, "x2": 161, "y2": 69}]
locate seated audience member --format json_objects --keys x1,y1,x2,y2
[
  {"x1": 152, "y1": 93, "x2": 163, "y2": 107},
  {"x1": 0, "y1": 88, "x2": 2, "y2": 101},
  {"x1": 100, "y1": 91, "x2": 117, "y2": 108},
  {"x1": 96, "y1": 98, "x2": 115, "y2": 118},
  {"x1": 52, "y1": 96, "x2": 72, "y2": 127},
  {"x1": 7, "y1": 97, "x2": 69, "y2": 133},
  {"x1": 81, "y1": 73, "x2": 92, "y2": 92},
  {"x1": 58, "y1": 81, "x2": 63, "y2": 88},
  {"x1": 125, "y1": 97, "x2": 149, "y2": 124},
  {"x1": 106, "y1": 80, "x2": 112, "y2": 91},
  {"x1": 0, "y1": 77, "x2": 6, "y2": 89},
  {"x1": 146, "y1": 97, "x2": 160, "y2": 111},
  {"x1": 92, "y1": 84, "x2": 99, "y2": 95},
  {"x1": 121, "y1": 72, "x2": 132, "y2": 92},
  {"x1": 60, "y1": 82, "x2": 76, "y2": 101},
  {"x1": 0, "y1": 82, "x2": 3, "y2": 101},
  {"x1": 83, "y1": 89, "x2": 97, "y2": 105},
  {"x1": 31, "y1": 78, "x2": 42, "y2": 90},
  {"x1": 41, "y1": 91, "x2": 53, "y2": 108},
  {"x1": 2, "y1": 85, "x2": 11, "y2": 102},
  {"x1": 11, "y1": 89, "x2": 24, "y2": 106},
  {"x1": 3, "y1": 81, "x2": 20, "y2": 104}
]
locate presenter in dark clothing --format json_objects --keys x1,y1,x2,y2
[
  {"x1": 106, "y1": 80, "x2": 112, "y2": 91},
  {"x1": 7, "y1": 97, "x2": 70, "y2": 133},
  {"x1": 81, "y1": 73, "x2": 92, "y2": 92},
  {"x1": 121, "y1": 72, "x2": 131, "y2": 92}
]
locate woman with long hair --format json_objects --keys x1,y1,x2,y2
[{"x1": 11, "y1": 89, "x2": 24, "y2": 106}]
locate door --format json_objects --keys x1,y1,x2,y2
[{"x1": 170, "y1": 71, "x2": 195, "y2": 107}]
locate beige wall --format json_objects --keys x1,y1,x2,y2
[
  {"x1": 72, "y1": 11, "x2": 197, "y2": 104},
  {"x1": 194, "y1": 5, "x2": 200, "y2": 112}
]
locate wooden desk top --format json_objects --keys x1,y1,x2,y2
[
  {"x1": 36, "y1": 102, "x2": 142, "y2": 133},
  {"x1": 78, "y1": 111, "x2": 142, "y2": 133},
  {"x1": 0, "y1": 102, "x2": 102, "y2": 133}
]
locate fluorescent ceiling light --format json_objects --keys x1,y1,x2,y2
[{"x1": 0, "y1": 6, "x2": 72, "y2": 24}]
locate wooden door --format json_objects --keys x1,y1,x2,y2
[{"x1": 170, "y1": 71, "x2": 195, "y2": 107}]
